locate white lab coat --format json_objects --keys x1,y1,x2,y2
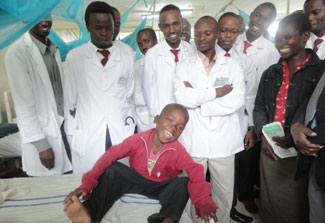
[
  {"x1": 132, "y1": 58, "x2": 152, "y2": 132},
  {"x1": 216, "y1": 44, "x2": 257, "y2": 138},
  {"x1": 306, "y1": 33, "x2": 325, "y2": 60},
  {"x1": 234, "y1": 34, "x2": 280, "y2": 85},
  {"x1": 5, "y1": 33, "x2": 72, "y2": 176},
  {"x1": 142, "y1": 39, "x2": 196, "y2": 116},
  {"x1": 174, "y1": 50, "x2": 246, "y2": 158},
  {"x1": 64, "y1": 42, "x2": 135, "y2": 173}
]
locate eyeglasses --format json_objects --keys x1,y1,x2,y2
[{"x1": 218, "y1": 28, "x2": 240, "y2": 35}]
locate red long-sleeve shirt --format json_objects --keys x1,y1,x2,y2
[{"x1": 79, "y1": 129, "x2": 217, "y2": 217}]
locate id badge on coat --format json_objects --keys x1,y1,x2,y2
[
  {"x1": 118, "y1": 76, "x2": 127, "y2": 85},
  {"x1": 214, "y1": 77, "x2": 229, "y2": 87}
]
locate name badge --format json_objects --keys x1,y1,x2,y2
[{"x1": 214, "y1": 77, "x2": 229, "y2": 87}]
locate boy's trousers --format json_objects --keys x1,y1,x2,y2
[{"x1": 83, "y1": 162, "x2": 189, "y2": 223}]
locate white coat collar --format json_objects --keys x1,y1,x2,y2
[{"x1": 86, "y1": 41, "x2": 120, "y2": 69}]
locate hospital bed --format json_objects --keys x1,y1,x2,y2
[{"x1": 0, "y1": 174, "x2": 193, "y2": 223}]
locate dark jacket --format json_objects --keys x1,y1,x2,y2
[
  {"x1": 295, "y1": 86, "x2": 325, "y2": 190},
  {"x1": 254, "y1": 49, "x2": 325, "y2": 139}
]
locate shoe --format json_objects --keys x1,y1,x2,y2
[
  {"x1": 243, "y1": 200, "x2": 259, "y2": 214},
  {"x1": 230, "y1": 208, "x2": 253, "y2": 223}
]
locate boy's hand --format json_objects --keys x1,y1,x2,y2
[
  {"x1": 261, "y1": 135, "x2": 278, "y2": 160},
  {"x1": 215, "y1": 85, "x2": 232, "y2": 98},
  {"x1": 64, "y1": 189, "x2": 90, "y2": 205},
  {"x1": 203, "y1": 212, "x2": 218, "y2": 223},
  {"x1": 39, "y1": 148, "x2": 55, "y2": 170},
  {"x1": 291, "y1": 123, "x2": 324, "y2": 157}
]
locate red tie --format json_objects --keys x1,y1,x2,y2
[
  {"x1": 98, "y1": 49, "x2": 110, "y2": 66},
  {"x1": 224, "y1": 52, "x2": 231, "y2": 57},
  {"x1": 170, "y1": 49, "x2": 180, "y2": 63},
  {"x1": 243, "y1": 41, "x2": 252, "y2": 54},
  {"x1": 313, "y1": 39, "x2": 323, "y2": 53}
]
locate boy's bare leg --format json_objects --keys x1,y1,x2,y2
[
  {"x1": 161, "y1": 217, "x2": 176, "y2": 223},
  {"x1": 64, "y1": 195, "x2": 91, "y2": 223}
]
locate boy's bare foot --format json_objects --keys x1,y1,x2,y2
[{"x1": 64, "y1": 195, "x2": 91, "y2": 223}]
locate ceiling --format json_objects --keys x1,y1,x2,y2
[
  {"x1": 84, "y1": 0, "x2": 306, "y2": 32},
  {"x1": 52, "y1": 0, "x2": 306, "y2": 38}
]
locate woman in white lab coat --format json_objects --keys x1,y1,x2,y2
[{"x1": 5, "y1": 32, "x2": 72, "y2": 176}]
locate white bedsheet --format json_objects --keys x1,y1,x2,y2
[{"x1": 0, "y1": 174, "x2": 193, "y2": 223}]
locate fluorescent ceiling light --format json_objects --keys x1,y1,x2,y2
[{"x1": 141, "y1": 9, "x2": 193, "y2": 19}]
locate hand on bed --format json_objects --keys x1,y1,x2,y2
[{"x1": 64, "y1": 188, "x2": 90, "y2": 205}]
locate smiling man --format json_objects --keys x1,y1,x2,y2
[
  {"x1": 64, "y1": 1, "x2": 135, "y2": 173},
  {"x1": 174, "y1": 16, "x2": 245, "y2": 223},
  {"x1": 133, "y1": 28, "x2": 158, "y2": 132},
  {"x1": 142, "y1": 4, "x2": 195, "y2": 125},
  {"x1": 5, "y1": 19, "x2": 73, "y2": 176},
  {"x1": 304, "y1": 0, "x2": 325, "y2": 59}
]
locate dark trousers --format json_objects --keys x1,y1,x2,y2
[
  {"x1": 83, "y1": 162, "x2": 189, "y2": 223},
  {"x1": 236, "y1": 141, "x2": 261, "y2": 202}
]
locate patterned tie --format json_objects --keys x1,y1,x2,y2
[
  {"x1": 170, "y1": 49, "x2": 180, "y2": 63},
  {"x1": 98, "y1": 49, "x2": 110, "y2": 66},
  {"x1": 224, "y1": 52, "x2": 231, "y2": 57},
  {"x1": 313, "y1": 39, "x2": 323, "y2": 53},
  {"x1": 243, "y1": 41, "x2": 252, "y2": 54}
]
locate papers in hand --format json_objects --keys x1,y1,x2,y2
[{"x1": 262, "y1": 122, "x2": 297, "y2": 159}]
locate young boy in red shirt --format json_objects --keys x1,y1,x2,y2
[{"x1": 64, "y1": 103, "x2": 217, "y2": 223}]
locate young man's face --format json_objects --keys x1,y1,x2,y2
[
  {"x1": 275, "y1": 23, "x2": 309, "y2": 60},
  {"x1": 217, "y1": 16, "x2": 241, "y2": 51},
  {"x1": 247, "y1": 6, "x2": 275, "y2": 38},
  {"x1": 137, "y1": 31, "x2": 157, "y2": 55},
  {"x1": 181, "y1": 19, "x2": 191, "y2": 42},
  {"x1": 159, "y1": 9, "x2": 182, "y2": 49},
  {"x1": 304, "y1": 0, "x2": 325, "y2": 37},
  {"x1": 87, "y1": 13, "x2": 114, "y2": 49},
  {"x1": 194, "y1": 18, "x2": 218, "y2": 54},
  {"x1": 30, "y1": 20, "x2": 52, "y2": 39},
  {"x1": 154, "y1": 107, "x2": 188, "y2": 144},
  {"x1": 112, "y1": 10, "x2": 121, "y2": 41}
]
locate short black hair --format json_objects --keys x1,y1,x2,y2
[
  {"x1": 279, "y1": 12, "x2": 311, "y2": 34},
  {"x1": 137, "y1": 28, "x2": 157, "y2": 41},
  {"x1": 304, "y1": 0, "x2": 325, "y2": 6},
  {"x1": 218, "y1": 12, "x2": 240, "y2": 23},
  {"x1": 160, "y1": 103, "x2": 189, "y2": 122},
  {"x1": 85, "y1": 1, "x2": 115, "y2": 27},
  {"x1": 255, "y1": 2, "x2": 277, "y2": 20},
  {"x1": 159, "y1": 4, "x2": 182, "y2": 24},
  {"x1": 194, "y1": 16, "x2": 218, "y2": 30}
]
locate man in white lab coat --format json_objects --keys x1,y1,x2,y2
[
  {"x1": 133, "y1": 28, "x2": 157, "y2": 132},
  {"x1": 304, "y1": 0, "x2": 325, "y2": 59},
  {"x1": 233, "y1": 2, "x2": 280, "y2": 213},
  {"x1": 64, "y1": 2, "x2": 135, "y2": 173},
  {"x1": 142, "y1": 4, "x2": 195, "y2": 121},
  {"x1": 5, "y1": 20, "x2": 72, "y2": 176},
  {"x1": 174, "y1": 16, "x2": 245, "y2": 223},
  {"x1": 216, "y1": 12, "x2": 257, "y2": 223}
]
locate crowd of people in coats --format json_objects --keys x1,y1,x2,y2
[{"x1": 4, "y1": 0, "x2": 325, "y2": 222}]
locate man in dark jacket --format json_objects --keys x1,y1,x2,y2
[{"x1": 291, "y1": 73, "x2": 325, "y2": 223}]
